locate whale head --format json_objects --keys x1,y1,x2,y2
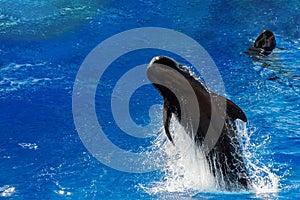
[
  {"x1": 146, "y1": 56, "x2": 247, "y2": 145},
  {"x1": 248, "y1": 30, "x2": 276, "y2": 56},
  {"x1": 147, "y1": 56, "x2": 208, "y2": 101}
]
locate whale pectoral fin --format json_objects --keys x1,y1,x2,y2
[
  {"x1": 226, "y1": 99, "x2": 247, "y2": 122},
  {"x1": 163, "y1": 100, "x2": 175, "y2": 145}
]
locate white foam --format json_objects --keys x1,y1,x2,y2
[
  {"x1": 55, "y1": 190, "x2": 72, "y2": 196},
  {"x1": 0, "y1": 185, "x2": 16, "y2": 197},
  {"x1": 144, "y1": 118, "x2": 217, "y2": 195},
  {"x1": 0, "y1": 62, "x2": 65, "y2": 96},
  {"x1": 0, "y1": 77, "x2": 54, "y2": 93},
  {"x1": 0, "y1": 62, "x2": 47, "y2": 72},
  {"x1": 236, "y1": 121, "x2": 279, "y2": 194},
  {"x1": 18, "y1": 143, "x2": 38, "y2": 150},
  {"x1": 53, "y1": 181, "x2": 72, "y2": 196},
  {"x1": 143, "y1": 119, "x2": 280, "y2": 196},
  {"x1": 0, "y1": 62, "x2": 60, "y2": 96}
]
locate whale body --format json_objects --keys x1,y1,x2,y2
[{"x1": 147, "y1": 56, "x2": 250, "y2": 190}]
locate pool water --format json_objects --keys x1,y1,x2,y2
[{"x1": 1, "y1": 0, "x2": 300, "y2": 199}]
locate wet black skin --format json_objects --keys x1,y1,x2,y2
[
  {"x1": 247, "y1": 30, "x2": 276, "y2": 56},
  {"x1": 147, "y1": 56, "x2": 250, "y2": 190}
]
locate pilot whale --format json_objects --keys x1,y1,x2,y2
[
  {"x1": 247, "y1": 30, "x2": 276, "y2": 56},
  {"x1": 147, "y1": 56, "x2": 250, "y2": 190}
]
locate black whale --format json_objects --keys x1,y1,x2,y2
[
  {"x1": 247, "y1": 30, "x2": 276, "y2": 56},
  {"x1": 147, "y1": 56, "x2": 250, "y2": 190}
]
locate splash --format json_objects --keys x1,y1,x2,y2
[
  {"x1": 236, "y1": 121, "x2": 280, "y2": 194},
  {"x1": 144, "y1": 118, "x2": 217, "y2": 195},
  {"x1": 142, "y1": 118, "x2": 280, "y2": 196}
]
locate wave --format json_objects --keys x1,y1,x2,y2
[
  {"x1": 0, "y1": 185, "x2": 16, "y2": 197},
  {"x1": 0, "y1": 0, "x2": 102, "y2": 40},
  {"x1": 0, "y1": 62, "x2": 65, "y2": 98}
]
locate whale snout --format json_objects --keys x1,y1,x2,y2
[
  {"x1": 147, "y1": 56, "x2": 191, "y2": 99},
  {"x1": 149, "y1": 56, "x2": 178, "y2": 69},
  {"x1": 147, "y1": 56, "x2": 179, "y2": 84}
]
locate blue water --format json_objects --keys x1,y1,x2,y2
[{"x1": 1, "y1": 0, "x2": 300, "y2": 199}]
